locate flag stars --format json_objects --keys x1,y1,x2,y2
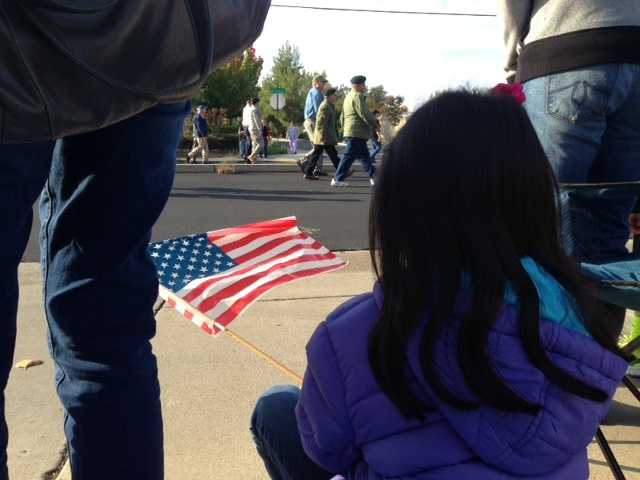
[
  {"x1": 153, "y1": 244, "x2": 162, "y2": 250},
  {"x1": 187, "y1": 265, "x2": 195, "y2": 271},
  {"x1": 226, "y1": 262, "x2": 233, "y2": 267},
  {"x1": 161, "y1": 262, "x2": 169, "y2": 268},
  {"x1": 151, "y1": 252, "x2": 159, "y2": 258},
  {"x1": 164, "y1": 254, "x2": 171, "y2": 259},
  {"x1": 177, "y1": 255, "x2": 185, "y2": 261},
  {"x1": 171, "y1": 273, "x2": 179, "y2": 279},
  {"x1": 216, "y1": 253, "x2": 223, "y2": 258},
  {"x1": 215, "y1": 261, "x2": 221, "y2": 266},
  {"x1": 200, "y1": 267, "x2": 208, "y2": 272},
  {"x1": 204, "y1": 251, "x2": 212, "y2": 257},
  {"x1": 173, "y1": 264, "x2": 182, "y2": 270},
  {"x1": 180, "y1": 248, "x2": 187, "y2": 253},
  {"x1": 190, "y1": 257, "x2": 198, "y2": 263}
]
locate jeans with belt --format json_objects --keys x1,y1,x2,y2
[
  {"x1": 0, "y1": 101, "x2": 190, "y2": 480},
  {"x1": 523, "y1": 64, "x2": 640, "y2": 262}
]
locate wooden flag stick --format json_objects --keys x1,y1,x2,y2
[
  {"x1": 157, "y1": 287, "x2": 303, "y2": 385},
  {"x1": 224, "y1": 328, "x2": 303, "y2": 385}
]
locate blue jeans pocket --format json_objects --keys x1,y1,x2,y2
[{"x1": 546, "y1": 70, "x2": 610, "y2": 124}]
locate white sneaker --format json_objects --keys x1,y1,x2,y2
[
  {"x1": 331, "y1": 179, "x2": 350, "y2": 187},
  {"x1": 369, "y1": 178, "x2": 375, "y2": 186},
  {"x1": 628, "y1": 360, "x2": 640, "y2": 378}
]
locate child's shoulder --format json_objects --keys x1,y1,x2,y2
[{"x1": 322, "y1": 287, "x2": 381, "y2": 337}]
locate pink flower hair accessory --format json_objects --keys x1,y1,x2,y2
[{"x1": 491, "y1": 82, "x2": 526, "y2": 104}]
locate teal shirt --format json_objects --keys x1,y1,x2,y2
[{"x1": 504, "y1": 257, "x2": 590, "y2": 337}]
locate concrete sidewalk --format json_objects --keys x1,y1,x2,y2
[{"x1": 6, "y1": 253, "x2": 640, "y2": 479}]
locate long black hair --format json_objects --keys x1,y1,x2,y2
[{"x1": 368, "y1": 89, "x2": 625, "y2": 419}]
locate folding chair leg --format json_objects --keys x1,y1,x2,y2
[
  {"x1": 595, "y1": 428, "x2": 626, "y2": 480},
  {"x1": 622, "y1": 376, "x2": 640, "y2": 404}
]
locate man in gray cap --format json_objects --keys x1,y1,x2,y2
[
  {"x1": 332, "y1": 75, "x2": 377, "y2": 187},
  {"x1": 299, "y1": 75, "x2": 327, "y2": 175}
]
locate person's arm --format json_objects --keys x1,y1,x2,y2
[
  {"x1": 496, "y1": 0, "x2": 533, "y2": 82},
  {"x1": 296, "y1": 322, "x2": 361, "y2": 473},
  {"x1": 353, "y1": 94, "x2": 377, "y2": 130}
]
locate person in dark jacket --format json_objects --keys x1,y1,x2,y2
[
  {"x1": 251, "y1": 89, "x2": 627, "y2": 480},
  {"x1": 300, "y1": 88, "x2": 342, "y2": 180},
  {"x1": 0, "y1": 3, "x2": 270, "y2": 479},
  {"x1": 188, "y1": 105, "x2": 210, "y2": 163}
]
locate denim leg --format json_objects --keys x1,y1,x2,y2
[
  {"x1": 370, "y1": 140, "x2": 382, "y2": 163},
  {"x1": 524, "y1": 64, "x2": 640, "y2": 262},
  {"x1": 335, "y1": 139, "x2": 357, "y2": 181},
  {"x1": 355, "y1": 139, "x2": 376, "y2": 178},
  {"x1": 250, "y1": 385, "x2": 334, "y2": 480},
  {"x1": 40, "y1": 101, "x2": 189, "y2": 480},
  {"x1": 0, "y1": 143, "x2": 53, "y2": 480}
]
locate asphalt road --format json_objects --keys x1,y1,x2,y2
[{"x1": 22, "y1": 170, "x2": 373, "y2": 262}]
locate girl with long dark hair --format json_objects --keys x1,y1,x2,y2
[{"x1": 251, "y1": 89, "x2": 628, "y2": 480}]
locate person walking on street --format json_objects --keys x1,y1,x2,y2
[
  {"x1": 302, "y1": 88, "x2": 343, "y2": 180},
  {"x1": 261, "y1": 121, "x2": 271, "y2": 158},
  {"x1": 332, "y1": 76, "x2": 377, "y2": 187},
  {"x1": 370, "y1": 110, "x2": 384, "y2": 164},
  {"x1": 299, "y1": 75, "x2": 327, "y2": 175},
  {"x1": 238, "y1": 121, "x2": 249, "y2": 160},
  {"x1": 187, "y1": 105, "x2": 209, "y2": 164},
  {"x1": 242, "y1": 98, "x2": 253, "y2": 156},
  {"x1": 247, "y1": 97, "x2": 264, "y2": 164},
  {"x1": 287, "y1": 122, "x2": 299, "y2": 154}
]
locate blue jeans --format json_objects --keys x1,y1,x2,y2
[
  {"x1": 335, "y1": 138, "x2": 375, "y2": 182},
  {"x1": 370, "y1": 139, "x2": 383, "y2": 164},
  {"x1": 251, "y1": 385, "x2": 334, "y2": 480},
  {"x1": 0, "y1": 101, "x2": 190, "y2": 480},
  {"x1": 524, "y1": 64, "x2": 640, "y2": 262},
  {"x1": 239, "y1": 137, "x2": 248, "y2": 158}
]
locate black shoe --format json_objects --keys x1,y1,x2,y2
[
  {"x1": 303, "y1": 174, "x2": 319, "y2": 180},
  {"x1": 314, "y1": 170, "x2": 328, "y2": 177}
]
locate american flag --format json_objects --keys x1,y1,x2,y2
[{"x1": 149, "y1": 217, "x2": 347, "y2": 336}]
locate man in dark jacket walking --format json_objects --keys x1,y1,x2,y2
[
  {"x1": 302, "y1": 88, "x2": 342, "y2": 180},
  {"x1": 188, "y1": 105, "x2": 210, "y2": 164}
]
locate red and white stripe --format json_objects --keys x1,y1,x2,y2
[{"x1": 164, "y1": 217, "x2": 347, "y2": 336}]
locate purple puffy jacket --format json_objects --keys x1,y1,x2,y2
[{"x1": 296, "y1": 260, "x2": 627, "y2": 479}]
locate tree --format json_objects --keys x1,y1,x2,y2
[
  {"x1": 198, "y1": 48, "x2": 263, "y2": 121},
  {"x1": 260, "y1": 42, "x2": 318, "y2": 136},
  {"x1": 380, "y1": 95, "x2": 409, "y2": 126},
  {"x1": 366, "y1": 85, "x2": 387, "y2": 113}
]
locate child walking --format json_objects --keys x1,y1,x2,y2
[
  {"x1": 287, "y1": 122, "x2": 299, "y2": 154},
  {"x1": 250, "y1": 89, "x2": 628, "y2": 480}
]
